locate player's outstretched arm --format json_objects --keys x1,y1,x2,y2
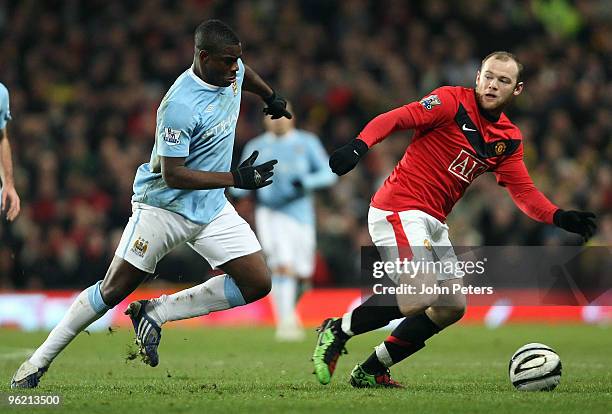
[
  {"x1": 161, "y1": 153, "x2": 277, "y2": 191},
  {"x1": 161, "y1": 156, "x2": 234, "y2": 189},
  {"x1": 242, "y1": 64, "x2": 292, "y2": 120},
  {"x1": 329, "y1": 89, "x2": 455, "y2": 176},
  {"x1": 495, "y1": 150, "x2": 597, "y2": 242},
  {"x1": 0, "y1": 128, "x2": 20, "y2": 221},
  {"x1": 0, "y1": 84, "x2": 20, "y2": 221},
  {"x1": 328, "y1": 103, "x2": 416, "y2": 175}
]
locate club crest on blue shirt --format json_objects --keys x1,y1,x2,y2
[
  {"x1": 163, "y1": 127, "x2": 181, "y2": 146},
  {"x1": 419, "y1": 94, "x2": 441, "y2": 110}
]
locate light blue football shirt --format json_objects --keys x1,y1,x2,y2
[
  {"x1": 0, "y1": 82, "x2": 11, "y2": 207},
  {"x1": 234, "y1": 129, "x2": 336, "y2": 226},
  {"x1": 0, "y1": 82, "x2": 11, "y2": 130},
  {"x1": 132, "y1": 60, "x2": 245, "y2": 224}
]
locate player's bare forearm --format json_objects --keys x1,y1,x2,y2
[
  {"x1": 0, "y1": 129, "x2": 15, "y2": 187},
  {"x1": 242, "y1": 64, "x2": 273, "y2": 100},
  {"x1": 161, "y1": 156, "x2": 234, "y2": 190},
  {"x1": 164, "y1": 166, "x2": 234, "y2": 190}
]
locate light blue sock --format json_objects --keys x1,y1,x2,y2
[
  {"x1": 146, "y1": 274, "x2": 246, "y2": 324},
  {"x1": 86, "y1": 280, "x2": 110, "y2": 313},
  {"x1": 29, "y1": 280, "x2": 110, "y2": 368},
  {"x1": 223, "y1": 275, "x2": 246, "y2": 307}
]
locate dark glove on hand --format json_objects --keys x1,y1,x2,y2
[
  {"x1": 263, "y1": 90, "x2": 292, "y2": 120},
  {"x1": 329, "y1": 138, "x2": 369, "y2": 176},
  {"x1": 553, "y1": 209, "x2": 597, "y2": 241},
  {"x1": 232, "y1": 151, "x2": 278, "y2": 190}
]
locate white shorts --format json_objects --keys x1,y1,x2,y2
[
  {"x1": 368, "y1": 207, "x2": 461, "y2": 281},
  {"x1": 255, "y1": 207, "x2": 315, "y2": 279},
  {"x1": 115, "y1": 201, "x2": 261, "y2": 273}
]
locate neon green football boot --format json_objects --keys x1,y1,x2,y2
[
  {"x1": 312, "y1": 318, "x2": 348, "y2": 385},
  {"x1": 349, "y1": 364, "x2": 404, "y2": 388}
]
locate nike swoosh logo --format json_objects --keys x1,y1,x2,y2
[
  {"x1": 462, "y1": 124, "x2": 477, "y2": 132},
  {"x1": 353, "y1": 150, "x2": 360, "y2": 156}
]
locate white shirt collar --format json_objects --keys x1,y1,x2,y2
[{"x1": 188, "y1": 66, "x2": 221, "y2": 91}]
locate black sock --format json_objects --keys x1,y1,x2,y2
[
  {"x1": 361, "y1": 351, "x2": 387, "y2": 375},
  {"x1": 361, "y1": 313, "x2": 441, "y2": 374},
  {"x1": 347, "y1": 294, "x2": 404, "y2": 336},
  {"x1": 385, "y1": 313, "x2": 440, "y2": 364}
]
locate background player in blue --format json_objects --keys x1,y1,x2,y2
[
  {"x1": 233, "y1": 106, "x2": 336, "y2": 341},
  {"x1": 0, "y1": 82, "x2": 20, "y2": 222},
  {"x1": 12, "y1": 19, "x2": 292, "y2": 388}
]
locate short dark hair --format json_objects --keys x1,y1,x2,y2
[
  {"x1": 481, "y1": 51, "x2": 523, "y2": 84},
  {"x1": 194, "y1": 19, "x2": 240, "y2": 54}
]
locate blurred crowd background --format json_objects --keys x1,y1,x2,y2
[{"x1": 0, "y1": 0, "x2": 610, "y2": 288}]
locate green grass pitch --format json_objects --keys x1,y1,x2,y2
[{"x1": 1, "y1": 324, "x2": 610, "y2": 413}]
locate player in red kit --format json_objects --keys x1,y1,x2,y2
[{"x1": 312, "y1": 51, "x2": 597, "y2": 388}]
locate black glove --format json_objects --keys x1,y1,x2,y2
[
  {"x1": 263, "y1": 90, "x2": 292, "y2": 120},
  {"x1": 329, "y1": 138, "x2": 369, "y2": 176},
  {"x1": 232, "y1": 151, "x2": 277, "y2": 190},
  {"x1": 553, "y1": 209, "x2": 597, "y2": 241}
]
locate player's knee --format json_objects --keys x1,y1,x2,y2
[
  {"x1": 445, "y1": 303, "x2": 466, "y2": 324},
  {"x1": 398, "y1": 293, "x2": 438, "y2": 317},
  {"x1": 427, "y1": 303, "x2": 466, "y2": 328},
  {"x1": 246, "y1": 280, "x2": 271, "y2": 303},
  {"x1": 256, "y1": 276, "x2": 272, "y2": 299},
  {"x1": 447, "y1": 293, "x2": 467, "y2": 324},
  {"x1": 239, "y1": 273, "x2": 271, "y2": 303}
]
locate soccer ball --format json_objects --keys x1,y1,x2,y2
[{"x1": 508, "y1": 343, "x2": 562, "y2": 391}]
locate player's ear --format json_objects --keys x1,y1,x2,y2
[
  {"x1": 513, "y1": 81, "x2": 524, "y2": 96},
  {"x1": 198, "y1": 49, "x2": 210, "y2": 64},
  {"x1": 475, "y1": 70, "x2": 481, "y2": 87}
]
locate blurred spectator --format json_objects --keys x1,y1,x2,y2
[{"x1": 0, "y1": 0, "x2": 609, "y2": 288}]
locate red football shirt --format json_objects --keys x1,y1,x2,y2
[{"x1": 358, "y1": 86, "x2": 558, "y2": 224}]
